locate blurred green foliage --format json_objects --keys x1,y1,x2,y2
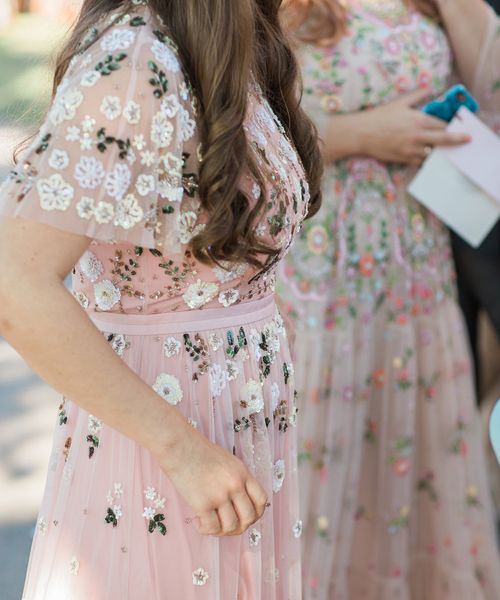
[{"x1": 0, "y1": 14, "x2": 66, "y2": 126}]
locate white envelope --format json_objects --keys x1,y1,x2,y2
[{"x1": 408, "y1": 107, "x2": 500, "y2": 248}]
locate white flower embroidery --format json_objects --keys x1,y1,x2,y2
[
  {"x1": 158, "y1": 152, "x2": 183, "y2": 202},
  {"x1": 188, "y1": 417, "x2": 198, "y2": 429},
  {"x1": 37, "y1": 174, "x2": 74, "y2": 211},
  {"x1": 37, "y1": 517, "x2": 48, "y2": 535},
  {"x1": 114, "y1": 193, "x2": 144, "y2": 229},
  {"x1": 142, "y1": 506, "x2": 155, "y2": 519},
  {"x1": 105, "y1": 163, "x2": 131, "y2": 199},
  {"x1": 100, "y1": 95, "x2": 122, "y2": 121},
  {"x1": 69, "y1": 556, "x2": 80, "y2": 576},
  {"x1": 151, "y1": 111, "x2": 174, "y2": 148},
  {"x1": 94, "y1": 280, "x2": 121, "y2": 311},
  {"x1": 133, "y1": 134, "x2": 146, "y2": 150},
  {"x1": 183, "y1": 280, "x2": 218, "y2": 309},
  {"x1": 292, "y1": 519, "x2": 303, "y2": 539},
  {"x1": 76, "y1": 196, "x2": 95, "y2": 220},
  {"x1": 74, "y1": 156, "x2": 106, "y2": 189},
  {"x1": 113, "y1": 483, "x2": 124, "y2": 497},
  {"x1": 135, "y1": 174, "x2": 155, "y2": 197},
  {"x1": 226, "y1": 359, "x2": 240, "y2": 381},
  {"x1": 81, "y1": 115, "x2": 96, "y2": 133},
  {"x1": 161, "y1": 94, "x2": 180, "y2": 118},
  {"x1": 249, "y1": 329, "x2": 263, "y2": 360},
  {"x1": 208, "y1": 363, "x2": 227, "y2": 397},
  {"x1": 94, "y1": 201, "x2": 115, "y2": 224},
  {"x1": 209, "y1": 333, "x2": 223, "y2": 351},
  {"x1": 249, "y1": 528, "x2": 262, "y2": 546},
  {"x1": 88, "y1": 415, "x2": 103, "y2": 436},
  {"x1": 218, "y1": 288, "x2": 239, "y2": 308},
  {"x1": 123, "y1": 100, "x2": 141, "y2": 124},
  {"x1": 48, "y1": 149, "x2": 69, "y2": 170},
  {"x1": 151, "y1": 39, "x2": 181, "y2": 72},
  {"x1": 144, "y1": 487, "x2": 157, "y2": 501},
  {"x1": 49, "y1": 89, "x2": 83, "y2": 125},
  {"x1": 154, "y1": 496, "x2": 166, "y2": 510},
  {"x1": 111, "y1": 334, "x2": 127, "y2": 356},
  {"x1": 163, "y1": 336, "x2": 181, "y2": 358},
  {"x1": 66, "y1": 125, "x2": 81, "y2": 142},
  {"x1": 113, "y1": 505, "x2": 123, "y2": 519},
  {"x1": 101, "y1": 28, "x2": 136, "y2": 51},
  {"x1": 79, "y1": 251, "x2": 104, "y2": 282},
  {"x1": 270, "y1": 382, "x2": 280, "y2": 412},
  {"x1": 177, "y1": 211, "x2": 205, "y2": 245},
  {"x1": 179, "y1": 107, "x2": 196, "y2": 141},
  {"x1": 80, "y1": 70, "x2": 101, "y2": 87},
  {"x1": 213, "y1": 261, "x2": 247, "y2": 284},
  {"x1": 141, "y1": 150, "x2": 156, "y2": 167},
  {"x1": 153, "y1": 373, "x2": 183, "y2": 405},
  {"x1": 255, "y1": 223, "x2": 266, "y2": 237},
  {"x1": 192, "y1": 567, "x2": 209, "y2": 586},
  {"x1": 240, "y1": 379, "x2": 264, "y2": 414},
  {"x1": 74, "y1": 291, "x2": 89, "y2": 309},
  {"x1": 252, "y1": 182, "x2": 261, "y2": 199},
  {"x1": 272, "y1": 459, "x2": 285, "y2": 493}
]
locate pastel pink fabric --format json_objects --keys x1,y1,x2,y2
[
  {"x1": 277, "y1": 1, "x2": 500, "y2": 598},
  {"x1": 0, "y1": 5, "x2": 309, "y2": 599}
]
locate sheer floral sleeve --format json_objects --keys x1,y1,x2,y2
[
  {"x1": 0, "y1": 12, "x2": 198, "y2": 254},
  {"x1": 472, "y1": 6, "x2": 500, "y2": 133}
]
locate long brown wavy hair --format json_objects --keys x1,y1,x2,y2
[
  {"x1": 51, "y1": 0, "x2": 322, "y2": 267},
  {"x1": 283, "y1": 0, "x2": 440, "y2": 45}
]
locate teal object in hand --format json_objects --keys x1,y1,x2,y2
[
  {"x1": 422, "y1": 84, "x2": 479, "y2": 122},
  {"x1": 490, "y1": 399, "x2": 500, "y2": 464}
]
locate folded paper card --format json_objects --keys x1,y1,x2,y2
[{"x1": 408, "y1": 107, "x2": 500, "y2": 247}]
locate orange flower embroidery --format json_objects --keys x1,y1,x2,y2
[{"x1": 359, "y1": 254, "x2": 375, "y2": 277}]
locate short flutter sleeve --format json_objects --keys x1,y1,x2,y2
[
  {"x1": 472, "y1": 7, "x2": 500, "y2": 134},
  {"x1": 0, "y1": 15, "x2": 198, "y2": 253}
]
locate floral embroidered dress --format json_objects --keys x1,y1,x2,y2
[
  {"x1": 0, "y1": 5, "x2": 310, "y2": 599},
  {"x1": 276, "y1": 1, "x2": 500, "y2": 599}
]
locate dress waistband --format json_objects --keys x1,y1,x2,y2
[{"x1": 88, "y1": 295, "x2": 277, "y2": 335}]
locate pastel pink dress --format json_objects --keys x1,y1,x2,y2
[
  {"x1": 276, "y1": 1, "x2": 500, "y2": 599},
  {"x1": 0, "y1": 5, "x2": 309, "y2": 599}
]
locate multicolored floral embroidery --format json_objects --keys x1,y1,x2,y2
[
  {"x1": 143, "y1": 487, "x2": 167, "y2": 535},
  {"x1": 87, "y1": 415, "x2": 103, "y2": 458},
  {"x1": 105, "y1": 483, "x2": 124, "y2": 527}
]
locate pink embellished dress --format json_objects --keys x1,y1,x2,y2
[
  {"x1": 0, "y1": 5, "x2": 309, "y2": 599},
  {"x1": 276, "y1": 1, "x2": 500, "y2": 599}
]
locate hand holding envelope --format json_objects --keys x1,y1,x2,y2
[{"x1": 408, "y1": 107, "x2": 500, "y2": 248}]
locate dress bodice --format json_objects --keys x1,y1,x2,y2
[{"x1": 0, "y1": 5, "x2": 310, "y2": 315}]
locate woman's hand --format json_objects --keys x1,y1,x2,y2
[
  {"x1": 156, "y1": 423, "x2": 268, "y2": 537},
  {"x1": 0, "y1": 217, "x2": 267, "y2": 539},
  {"x1": 361, "y1": 88, "x2": 471, "y2": 165}
]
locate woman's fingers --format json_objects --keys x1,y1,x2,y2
[
  {"x1": 216, "y1": 501, "x2": 241, "y2": 536},
  {"x1": 245, "y1": 476, "x2": 268, "y2": 519},
  {"x1": 394, "y1": 86, "x2": 433, "y2": 108},
  {"x1": 232, "y1": 491, "x2": 258, "y2": 532},
  {"x1": 417, "y1": 130, "x2": 471, "y2": 147},
  {"x1": 197, "y1": 509, "x2": 222, "y2": 536}
]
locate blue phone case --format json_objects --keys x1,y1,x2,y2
[{"x1": 422, "y1": 84, "x2": 479, "y2": 122}]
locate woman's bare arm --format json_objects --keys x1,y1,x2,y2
[
  {"x1": 0, "y1": 217, "x2": 267, "y2": 536},
  {"x1": 435, "y1": 0, "x2": 491, "y2": 88}
]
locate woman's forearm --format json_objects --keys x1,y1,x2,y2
[
  {"x1": 0, "y1": 255, "x2": 188, "y2": 461},
  {"x1": 321, "y1": 112, "x2": 368, "y2": 162},
  {"x1": 436, "y1": 0, "x2": 491, "y2": 88}
]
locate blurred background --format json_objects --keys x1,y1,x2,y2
[
  {"x1": 0, "y1": 2, "x2": 81, "y2": 598},
  {"x1": 0, "y1": 1, "x2": 499, "y2": 599}
]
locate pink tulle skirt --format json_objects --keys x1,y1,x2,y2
[{"x1": 22, "y1": 296, "x2": 302, "y2": 599}]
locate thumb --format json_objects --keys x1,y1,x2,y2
[{"x1": 392, "y1": 86, "x2": 433, "y2": 108}]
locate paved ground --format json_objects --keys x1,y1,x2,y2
[{"x1": 0, "y1": 338, "x2": 57, "y2": 599}]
